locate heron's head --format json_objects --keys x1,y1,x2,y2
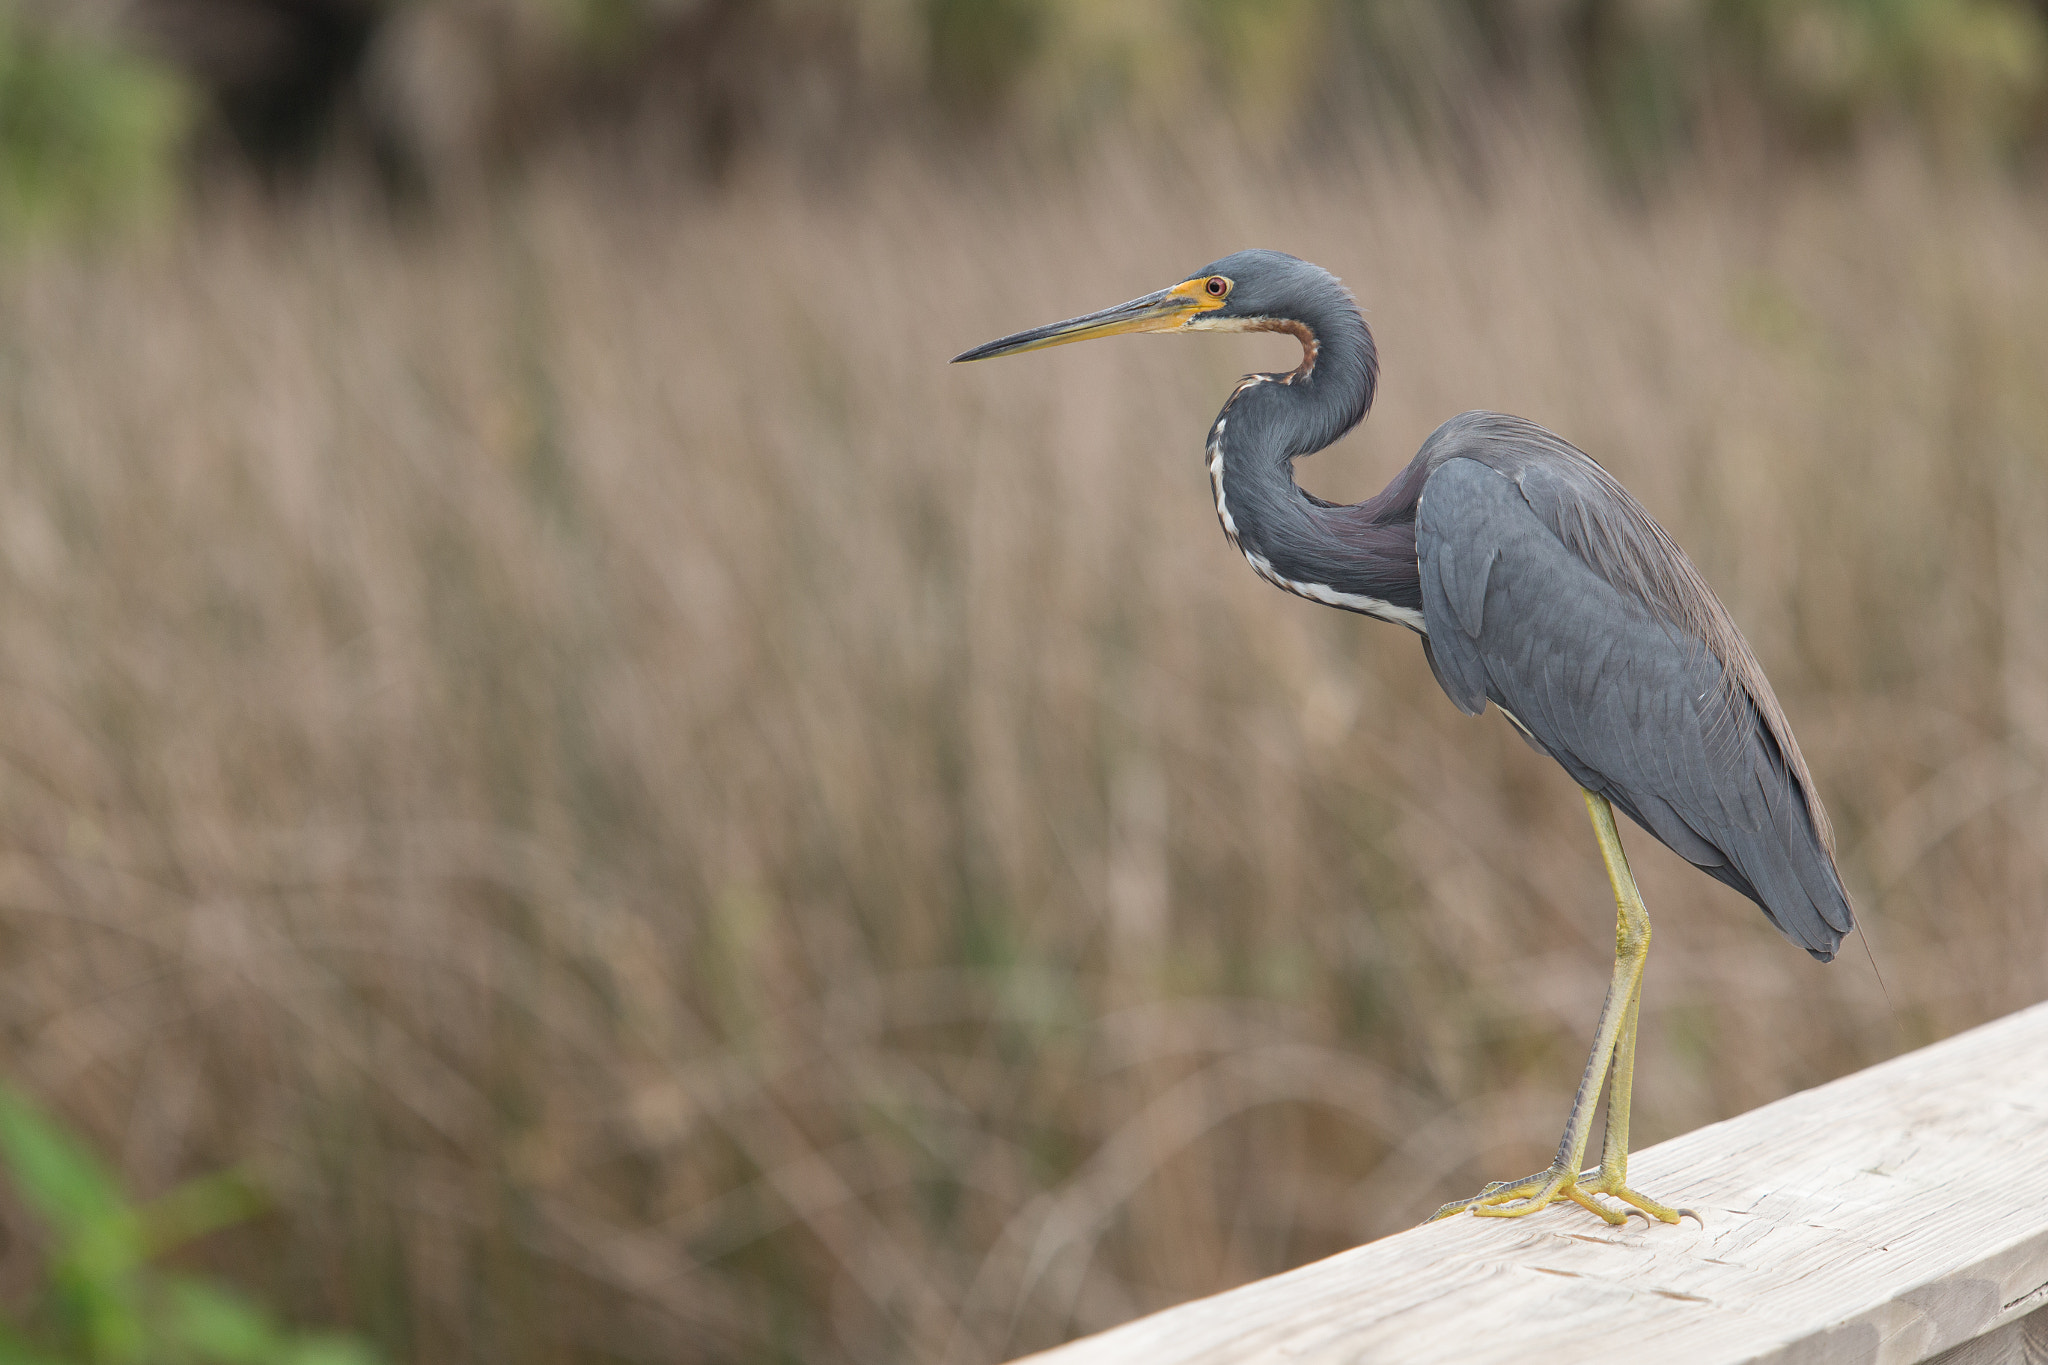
[{"x1": 952, "y1": 249, "x2": 1340, "y2": 363}]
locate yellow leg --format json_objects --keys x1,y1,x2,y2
[
  {"x1": 1587, "y1": 965, "x2": 1686, "y2": 1222},
  {"x1": 1429, "y1": 790, "x2": 1685, "y2": 1226}
]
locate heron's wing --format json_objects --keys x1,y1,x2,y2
[
  {"x1": 1416, "y1": 455, "x2": 1854, "y2": 961},
  {"x1": 1416, "y1": 412, "x2": 1836, "y2": 856}
]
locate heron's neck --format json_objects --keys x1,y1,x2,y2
[{"x1": 1204, "y1": 308, "x2": 1427, "y2": 631}]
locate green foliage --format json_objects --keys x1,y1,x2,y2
[
  {"x1": 0, "y1": 1086, "x2": 379, "y2": 1365},
  {"x1": 889, "y1": 0, "x2": 2048, "y2": 165},
  {"x1": 1730, "y1": 0, "x2": 2048, "y2": 153},
  {"x1": 0, "y1": 8, "x2": 192, "y2": 244}
]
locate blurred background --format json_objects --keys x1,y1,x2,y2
[{"x1": 0, "y1": 0, "x2": 2045, "y2": 1361}]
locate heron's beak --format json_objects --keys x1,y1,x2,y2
[{"x1": 952, "y1": 278, "x2": 1222, "y2": 362}]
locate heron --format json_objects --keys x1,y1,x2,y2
[{"x1": 952, "y1": 250, "x2": 1854, "y2": 1226}]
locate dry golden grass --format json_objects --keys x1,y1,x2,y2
[{"x1": 0, "y1": 132, "x2": 2043, "y2": 1363}]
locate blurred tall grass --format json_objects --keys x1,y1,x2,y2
[{"x1": 0, "y1": 122, "x2": 2042, "y2": 1362}]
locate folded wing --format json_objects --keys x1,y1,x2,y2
[{"x1": 1416, "y1": 447, "x2": 1854, "y2": 961}]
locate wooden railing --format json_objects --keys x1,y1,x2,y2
[{"x1": 1013, "y1": 1001, "x2": 2048, "y2": 1365}]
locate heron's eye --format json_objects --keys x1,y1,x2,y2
[{"x1": 1206, "y1": 276, "x2": 1231, "y2": 298}]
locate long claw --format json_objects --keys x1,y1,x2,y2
[
  {"x1": 1599, "y1": 1180, "x2": 1683, "y2": 1224},
  {"x1": 1557, "y1": 1185, "x2": 1629, "y2": 1225}
]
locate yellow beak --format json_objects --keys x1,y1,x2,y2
[{"x1": 952, "y1": 277, "x2": 1224, "y2": 362}]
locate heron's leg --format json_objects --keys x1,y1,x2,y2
[
  {"x1": 1576, "y1": 973, "x2": 1680, "y2": 1222},
  {"x1": 1598, "y1": 976, "x2": 1645, "y2": 1184},
  {"x1": 1428, "y1": 790, "x2": 1677, "y2": 1226},
  {"x1": 1579, "y1": 811, "x2": 1687, "y2": 1223}
]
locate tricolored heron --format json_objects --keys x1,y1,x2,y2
[{"x1": 953, "y1": 250, "x2": 1854, "y2": 1225}]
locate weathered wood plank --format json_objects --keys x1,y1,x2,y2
[
  {"x1": 1014, "y1": 1000, "x2": 2048, "y2": 1365},
  {"x1": 1925, "y1": 1301, "x2": 2048, "y2": 1365}
]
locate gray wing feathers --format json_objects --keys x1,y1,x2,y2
[
  {"x1": 1417, "y1": 455, "x2": 1854, "y2": 961},
  {"x1": 1421, "y1": 413, "x2": 1836, "y2": 857},
  {"x1": 1418, "y1": 530, "x2": 1496, "y2": 714},
  {"x1": 1435, "y1": 537, "x2": 1497, "y2": 639}
]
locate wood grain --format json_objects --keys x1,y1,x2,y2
[
  {"x1": 1925, "y1": 1302, "x2": 2048, "y2": 1365},
  {"x1": 1012, "y1": 1001, "x2": 2048, "y2": 1365}
]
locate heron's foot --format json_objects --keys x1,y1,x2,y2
[
  {"x1": 1428, "y1": 1164, "x2": 1688, "y2": 1227},
  {"x1": 1578, "y1": 1166, "x2": 1689, "y2": 1225},
  {"x1": 1428, "y1": 1165, "x2": 1623, "y2": 1226}
]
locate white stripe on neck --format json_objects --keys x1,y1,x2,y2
[{"x1": 1207, "y1": 417, "x2": 1428, "y2": 635}]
